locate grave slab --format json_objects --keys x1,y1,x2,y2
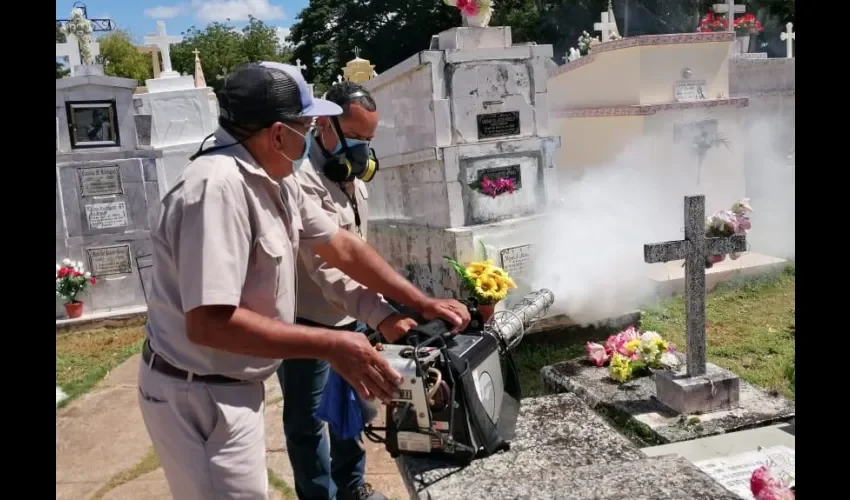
[
  {"x1": 398, "y1": 393, "x2": 646, "y2": 499},
  {"x1": 646, "y1": 252, "x2": 787, "y2": 297},
  {"x1": 541, "y1": 359, "x2": 795, "y2": 445},
  {"x1": 642, "y1": 423, "x2": 795, "y2": 463}
]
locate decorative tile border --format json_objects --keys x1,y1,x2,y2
[
  {"x1": 552, "y1": 32, "x2": 737, "y2": 78},
  {"x1": 731, "y1": 90, "x2": 795, "y2": 98},
  {"x1": 551, "y1": 97, "x2": 749, "y2": 118}
]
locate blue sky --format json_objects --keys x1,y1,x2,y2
[{"x1": 55, "y1": 0, "x2": 308, "y2": 44}]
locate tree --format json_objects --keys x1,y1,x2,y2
[
  {"x1": 171, "y1": 16, "x2": 288, "y2": 91},
  {"x1": 97, "y1": 30, "x2": 153, "y2": 84},
  {"x1": 56, "y1": 61, "x2": 70, "y2": 79}
]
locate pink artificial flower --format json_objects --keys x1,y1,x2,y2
[
  {"x1": 605, "y1": 326, "x2": 640, "y2": 359},
  {"x1": 751, "y1": 466, "x2": 795, "y2": 500},
  {"x1": 586, "y1": 342, "x2": 610, "y2": 366},
  {"x1": 736, "y1": 216, "x2": 752, "y2": 233},
  {"x1": 479, "y1": 177, "x2": 498, "y2": 197},
  {"x1": 710, "y1": 254, "x2": 726, "y2": 264},
  {"x1": 456, "y1": 0, "x2": 480, "y2": 16},
  {"x1": 495, "y1": 177, "x2": 516, "y2": 194}
]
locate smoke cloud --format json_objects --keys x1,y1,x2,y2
[{"x1": 529, "y1": 115, "x2": 795, "y2": 325}]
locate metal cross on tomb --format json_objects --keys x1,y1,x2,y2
[
  {"x1": 643, "y1": 195, "x2": 747, "y2": 377},
  {"x1": 712, "y1": 0, "x2": 746, "y2": 32}
]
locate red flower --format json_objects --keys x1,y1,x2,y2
[
  {"x1": 90, "y1": 277, "x2": 97, "y2": 285},
  {"x1": 456, "y1": 0, "x2": 480, "y2": 17}
]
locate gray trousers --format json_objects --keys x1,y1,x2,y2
[{"x1": 137, "y1": 359, "x2": 268, "y2": 499}]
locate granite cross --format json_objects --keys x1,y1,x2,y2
[
  {"x1": 780, "y1": 22, "x2": 795, "y2": 58},
  {"x1": 712, "y1": 0, "x2": 746, "y2": 32},
  {"x1": 643, "y1": 195, "x2": 746, "y2": 377},
  {"x1": 144, "y1": 21, "x2": 183, "y2": 75},
  {"x1": 593, "y1": 12, "x2": 617, "y2": 42}
]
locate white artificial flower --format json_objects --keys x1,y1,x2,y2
[
  {"x1": 640, "y1": 331, "x2": 662, "y2": 342},
  {"x1": 84, "y1": 272, "x2": 91, "y2": 279},
  {"x1": 660, "y1": 352, "x2": 680, "y2": 368},
  {"x1": 56, "y1": 264, "x2": 61, "y2": 271},
  {"x1": 62, "y1": 258, "x2": 71, "y2": 266}
]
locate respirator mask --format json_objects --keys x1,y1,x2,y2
[{"x1": 318, "y1": 116, "x2": 380, "y2": 183}]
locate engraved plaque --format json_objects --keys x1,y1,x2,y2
[
  {"x1": 88, "y1": 245, "x2": 133, "y2": 276},
  {"x1": 85, "y1": 201, "x2": 130, "y2": 230},
  {"x1": 477, "y1": 164, "x2": 522, "y2": 189},
  {"x1": 499, "y1": 244, "x2": 532, "y2": 281},
  {"x1": 477, "y1": 111, "x2": 521, "y2": 140},
  {"x1": 674, "y1": 80, "x2": 707, "y2": 102},
  {"x1": 78, "y1": 166, "x2": 123, "y2": 197}
]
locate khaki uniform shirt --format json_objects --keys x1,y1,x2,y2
[
  {"x1": 145, "y1": 128, "x2": 339, "y2": 382},
  {"x1": 294, "y1": 143, "x2": 396, "y2": 329}
]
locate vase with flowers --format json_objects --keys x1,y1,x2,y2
[
  {"x1": 704, "y1": 198, "x2": 753, "y2": 268},
  {"x1": 733, "y1": 12, "x2": 764, "y2": 53},
  {"x1": 444, "y1": 0, "x2": 493, "y2": 28},
  {"x1": 56, "y1": 258, "x2": 97, "y2": 318},
  {"x1": 444, "y1": 256, "x2": 516, "y2": 322}
]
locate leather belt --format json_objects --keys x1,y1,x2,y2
[{"x1": 142, "y1": 339, "x2": 243, "y2": 384}]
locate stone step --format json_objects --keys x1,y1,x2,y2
[{"x1": 641, "y1": 423, "x2": 795, "y2": 463}]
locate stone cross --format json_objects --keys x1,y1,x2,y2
[
  {"x1": 780, "y1": 22, "x2": 795, "y2": 58},
  {"x1": 712, "y1": 0, "x2": 746, "y2": 32},
  {"x1": 593, "y1": 12, "x2": 617, "y2": 42},
  {"x1": 334, "y1": 74, "x2": 344, "y2": 85},
  {"x1": 643, "y1": 195, "x2": 746, "y2": 377},
  {"x1": 294, "y1": 58, "x2": 307, "y2": 72},
  {"x1": 354, "y1": 46, "x2": 361, "y2": 59},
  {"x1": 144, "y1": 21, "x2": 183, "y2": 76}
]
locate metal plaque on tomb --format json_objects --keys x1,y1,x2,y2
[
  {"x1": 477, "y1": 111, "x2": 521, "y2": 140},
  {"x1": 674, "y1": 79, "x2": 707, "y2": 102},
  {"x1": 78, "y1": 165, "x2": 123, "y2": 197},
  {"x1": 499, "y1": 244, "x2": 533, "y2": 282},
  {"x1": 88, "y1": 244, "x2": 133, "y2": 276},
  {"x1": 477, "y1": 164, "x2": 522, "y2": 189},
  {"x1": 85, "y1": 201, "x2": 130, "y2": 230}
]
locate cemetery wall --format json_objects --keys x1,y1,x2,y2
[
  {"x1": 56, "y1": 79, "x2": 138, "y2": 152},
  {"x1": 159, "y1": 143, "x2": 202, "y2": 194},
  {"x1": 729, "y1": 58, "x2": 795, "y2": 96},
  {"x1": 637, "y1": 42, "x2": 730, "y2": 104},
  {"x1": 551, "y1": 115, "x2": 643, "y2": 180}
]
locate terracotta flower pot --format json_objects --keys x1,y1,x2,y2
[
  {"x1": 478, "y1": 303, "x2": 497, "y2": 323},
  {"x1": 64, "y1": 301, "x2": 84, "y2": 319}
]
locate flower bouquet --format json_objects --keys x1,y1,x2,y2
[
  {"x1": 751, "y1": 465, "x2": 795, "y2": 500},
  {"x1": 697, "y1": 12, "x2": 729, "y2": 32},
  {"x1": 585, "y1": 326, "x2": 680, "y2": 383},
  {"x1": 734, "y1": 13, "x2": 764, "y2": 36},
  {"x1": 704, "y1": 198, "x2": 753, "y2": 268},
  {"x1": 470, "y1": 176, "x2": 516, "y2": 198},
  {"x1": 444, "y1": 257, "x2": 516, "y2": 321},
  {"x1": 577, "y1": 30, "x2": 599, "y2": 56},
  {"x1": 56, "y1": 258, "x2": 97, "y2": 318},
  {"x1": 444, "y1": 0, "x2": 493, "y2": 28}
]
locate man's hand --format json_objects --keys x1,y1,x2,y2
[
  {"x1": 377, "y1": 314, "x2": 418, "y2": 343},
  {"x1": 420, "y1": 298, "x2": 471, "y2": 333},
  {"x1": 327, "y1": 330, "x2": 402, "y2": 403}
]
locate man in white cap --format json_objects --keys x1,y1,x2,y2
[{"x1": 138, "y1": 62, "x2": 471, "y2": 500}]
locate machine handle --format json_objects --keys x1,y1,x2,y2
[{"x1": 403, "y1": 318, "x2": 453, "y2": 345}]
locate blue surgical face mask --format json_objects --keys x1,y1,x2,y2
[
  {"x1": 331, "y1": 137, "x2": 369, "y2": 155},
  {"x1": 280, "y1": 123, "x2": 315, "y2": 171}
]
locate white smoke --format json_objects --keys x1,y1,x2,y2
[{"x1": 530, "y1": 116, "x2": 794, "y2": 325}]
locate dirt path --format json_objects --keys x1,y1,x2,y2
[{"x1": 56, "y1": 354, "x2": 408, "y2": 500}]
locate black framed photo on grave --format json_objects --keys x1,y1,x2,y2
[{"x1": 66, "y1": 100, "x2": 121, "y2": 149}]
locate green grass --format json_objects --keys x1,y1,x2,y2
[
  {"x1": 513, "y1": 263, "x2": 796, "y2": 399},
  {"x1": 268, "y1": 468, "x2": 297, "y2": 499},
  {"x1": 56, "y1": 317, "x2": 147, "y2": 407}
]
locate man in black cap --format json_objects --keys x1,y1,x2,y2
[{"x1": 138, "y1": 62, "x2": 471, "y2": 500}]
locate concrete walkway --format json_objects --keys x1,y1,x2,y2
[{"x1": 56, "y1": 354, "x2": 408, "y2": 500}]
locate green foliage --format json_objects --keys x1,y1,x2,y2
[
  {"x1": 444, "y1": 256, "x2": 476, "y2": 296},
  {"x1": 171, "y1": 16, "x2": 289, "y2": 91},
  {"x1": 56, "y1": 23, "x2": 67, "y2": 43},
  {"x1": 56, "y1": 271, "x2": 94, "y2": 303},
  {"x1": 56, "y1": 60, "x2": 70, "y2": 79},
  {"x1": 97, "y1": 30, "x2": 153, "y2": 84}
]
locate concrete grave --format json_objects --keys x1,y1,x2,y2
[
  {"x1": 56, "y1": 69, "x2": 164, "y2": 318},
  {"x1": 364, "y1": 26, "x2": 560, "y2": 307},
  {"x1": 397, "y1": 393, "x2": 739, "y2": 499}
]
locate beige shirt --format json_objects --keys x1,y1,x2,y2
[
  {"x1": 295, "y1": 144, "x2": 396, "y2": 329},
  {"x1": 145, "y1": 128, "x2": 339, "y2": 382}
]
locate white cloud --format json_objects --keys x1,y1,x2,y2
[
  {"x1": 192, "y1": 0, "x2": 286, "y2": 22},
  {"x1": 144, "y1": 5, "x2": 188, "y2": 19},
  {"x1": 276, "y1": 26, "x2": 291, "y2": 46}
]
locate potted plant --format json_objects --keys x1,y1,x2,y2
[
  {"x1": 56, "y1": 258, "x2": 96, "y2": 318},
  {"x1": 444, "y1": 0, "x2": 494, "y2": 28},
  {"x1": 733, "y1": 12, "x2": 764, "y2": 54},
  {"x1": 444, "y1": 256, "x2": 516, "y2": 322}
]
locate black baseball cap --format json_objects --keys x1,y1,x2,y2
[{"x1": 218, "y1": 62, "x2": 342, "y2": 129}]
